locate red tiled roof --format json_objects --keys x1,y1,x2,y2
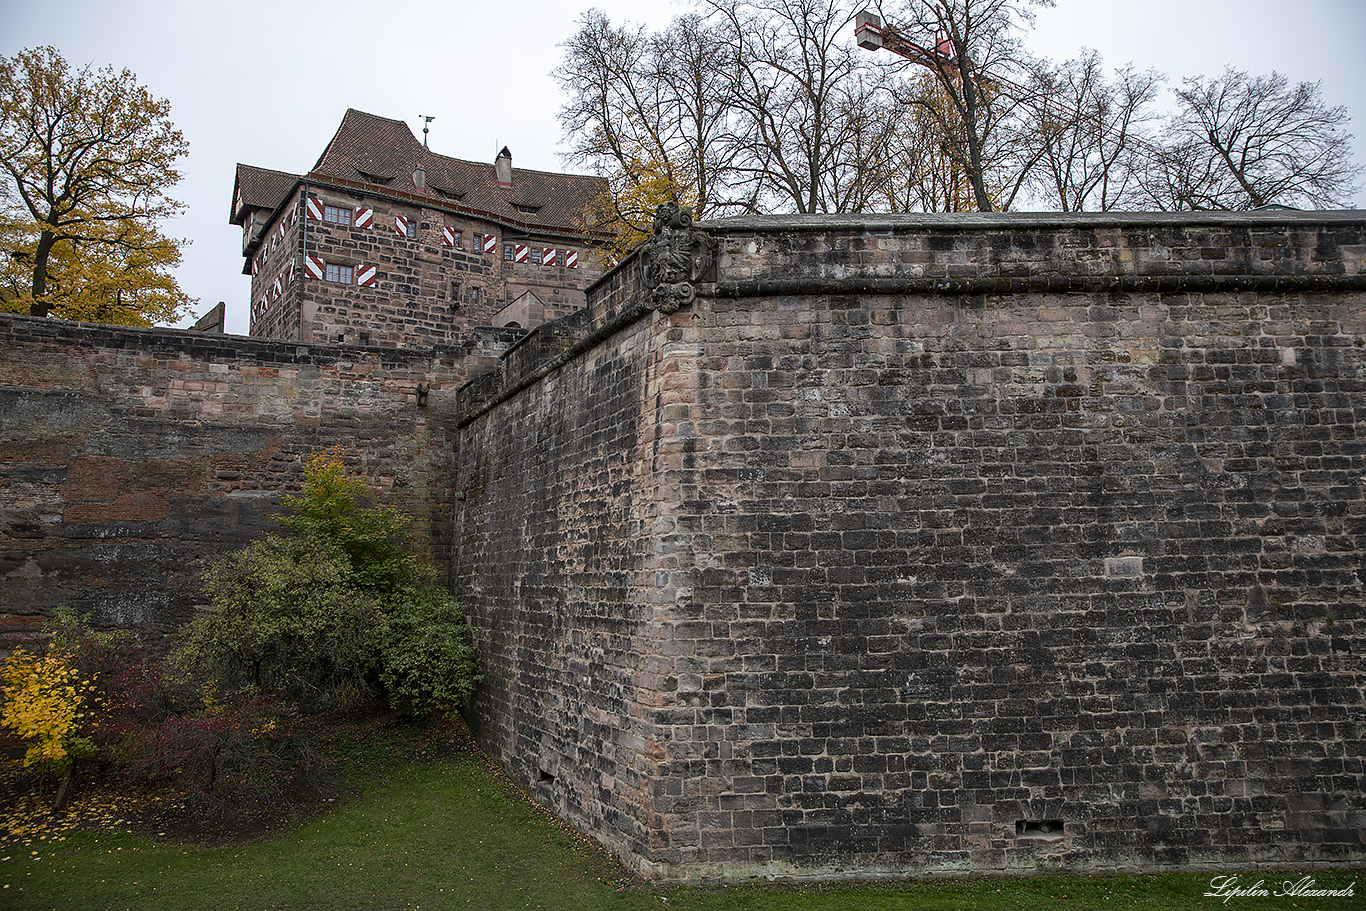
[
  {"x1": 309, "y1": 109, "x2": 606, "y2": 233},
  {"x1": 230, "y1": 164, "x2": 299, "y2": 225},
  {"x1": 230, "y1": 110, "x2": 609, "y2": 237}
]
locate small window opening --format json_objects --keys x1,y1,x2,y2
[
  {"x1": 538, "y1": 769, "x2": 555, "y2": 784},
  {"x1": 322, "y1": 204, "x2": 352, "y2": 226},
  {"x1": 1016, "y1": 819, "x2": 1065, "y2": 840}
]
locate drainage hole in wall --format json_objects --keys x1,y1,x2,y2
[
  {"x1": 538, "y1": 769, "x2": 556, "y2": 785},
  {"x1": 1015, "y1": 819, "x2": 1064, "y2": 840}
]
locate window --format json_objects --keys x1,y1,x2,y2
[
  {"x1": 323, "y1": 205, "x2": 352, "y2": 226},
  {"x1": 450, "y1": 229, "x2": 462, "y2": 248},
  {"x1": 530, "y1": 248, "x2": 542, "y2": 265},
  {"x1": 324, "y1": 262, "x2": 354, "y2": 284},
  {"x1": 451, "y1": 282, "x2": 462, "y2": 309},
  {"x1": 474, "y1": 233, "x2": 485, "y2": 253},
  {"x1": 471, "y1": 287, "x2": 479, "y2": 305},
  {"x1": 406, "y1": 218, "x2": 417, "y2": 238},
  {"x1": 503, "y1": 243, "x2": 515, "y2": 262}
]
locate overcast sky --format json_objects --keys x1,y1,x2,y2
[{"x1": 3, "y1": 0, "x2": 1363, "y2": 335}]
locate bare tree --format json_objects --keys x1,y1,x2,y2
[
  {"x1": 1020, "y1": 52, "x2": 1162, "y2": 211},
  {"x1": 703, "y1": 0, "x2": 893, "y2": 214},
  {"x1": 872, "y1": 0, "x2": 1053, "y2": 211},
  {"x1": 555, "y1": 9, "x2": 737, "y2": 243},
  {"x1": 1143, "y1": 68, "x2": 1360, "y2": 210},
  {"x1": 867, "y1": 72, "x2": 989, "y2": 212}
]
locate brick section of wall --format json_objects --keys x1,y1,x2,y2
[
  {"x1": 455, "y1": 212, "x2": 1366, "y2": 881},
  {"x1": 0, "y1": 313, "x2": 518, "y2": 645},
  {"x1": 249, "y1": 185, "x2": 604, "y2": 347},
  {"x1": 452, "y1": 288, "x2": 678, "y2": 879}
]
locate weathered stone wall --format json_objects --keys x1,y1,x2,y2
[
  {"x1": 0, "y1": 312, "x2": 518, "y2": 645},
  {"x1": 454, "y1": 211, "x2": 1366, "y2": 881},
  {"x1": 3, "y1": 210, "x2": 1363, "y2": 882},
  {"x1": 451, "y1": 254, "x2": 681, "y2": 874}
]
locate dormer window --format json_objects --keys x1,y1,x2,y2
[
  {"x1": 355, "y1": 169, "x2": 394, "y2": 185},
  {"x1": 514, "y1": 204, "x2": 540, "y2": 214}
]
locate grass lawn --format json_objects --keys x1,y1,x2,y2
[{"x1": 1, "y1": 719, "x2": 1359, "y2": 911}]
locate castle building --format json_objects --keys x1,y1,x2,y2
[{"x1": 229, "y1": 109, "x2": 609, "y2": 347}]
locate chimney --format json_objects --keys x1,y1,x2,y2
[
  {"x1": 413, "y1": 166, "x2": 427, "y2": 190},
  {"x1": 495, "y1": 146, "x2": 512, "y2": 188}
]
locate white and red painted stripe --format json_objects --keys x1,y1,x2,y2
[
  {"x1": 357, "y1": 264, "x2": 377, "y2": 287},
  {"x1": 354, "y1": 207, "x2": 373, "y2": 228},
  {"x1": 271, "y1": 275, "x2": 283, "y2": 300},
  {"x1": 543, "y1": 248, "x2": 557, "y2": 267},
  {"x1": 565, "y1": 250, "x2": 578, "y2": 269},
  {"x1": 442, "y1": 226, "x2": 455, "y2": 246},
  {"x1": 394, "y1": 215, "x2": 408, "y2": 235},
  {"x1": 286, "y1": 257, "x2": 297, "y2": 283},
  {"x1": 514, "y1": 244, "x2": 528, "y2": 263},
  {"x1": 482, "y1": 233, "x2": 497, "y2": 254},
  {"x1": 306, "y1": 197, "x2": 324, "y2": 220},
  {"x1": 304, "y1": 255, "x2": 325, "y2": 280}
]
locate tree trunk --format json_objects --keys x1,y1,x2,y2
[
  {"x1": 51, "y1": 762, "x2": 74, "y2": 815},
  {"x1": 28, "y1": 229, "x2": 55, "y2": 317}
]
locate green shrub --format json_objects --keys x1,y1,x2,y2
[
  {"x1": 173, "y1": 535, "x2": 381, "y2": 712},
  {"x1": 173, "y1": 454, "x2": 478, "y2": 717},
  {"x1": 278, "y1": 454, "x2": 419, "y2": 594},
  {"x1": 379, "y1": 586, "x2": 479, "y2": 718}
]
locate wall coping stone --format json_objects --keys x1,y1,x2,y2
[
  {"x1": 701, "y1": 209, "x2": 1366, "y2": 232},
  {"x1": 0, "y1": 312, "x2": 521, "y2": 370}
]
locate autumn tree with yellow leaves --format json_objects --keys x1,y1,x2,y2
[
  {"x1": 1, "y1": 646, "x2": 97, "y2": 813},
  {"x1": 0, "y1": 46, "x2": 193, "y2": 325}
]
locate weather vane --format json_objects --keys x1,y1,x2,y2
[{"x1": 421, "y1": 115, "x2": 435, "y2": 148}]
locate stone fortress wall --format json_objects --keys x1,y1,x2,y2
[
  {"x1": 2, "y1": 210, "x2": 1364, "y2": 880},
  {"x1": 452, "y1": 210, "x2": 1366, "y2": 880},
  {"x1": 0, "y1": 316, "x2": 519, "y2": 642}
]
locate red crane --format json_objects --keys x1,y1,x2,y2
[{"x1": 854, "y1": 11, "x2": 956, "y2": 73}]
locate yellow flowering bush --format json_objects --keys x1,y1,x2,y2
[{"x1": 1, "y1": 648, "x2": 97, "y2": 771}]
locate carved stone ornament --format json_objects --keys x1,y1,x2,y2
[{"x1": 645, "y1": 202, "x2": 696, "y2": 314}]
